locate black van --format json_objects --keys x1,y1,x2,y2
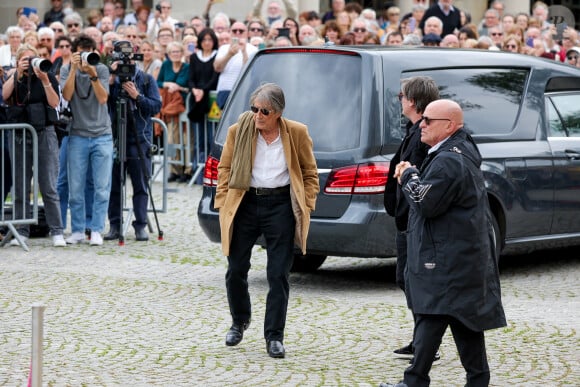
[{"x1": 197, "y1": 46, "x2": 580, "y2": 271}]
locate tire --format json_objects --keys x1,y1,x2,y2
[
  {"x1": 291, "y1": 254, "x2": 327, "y2": 273},
  {"x1": 488, "y1": 210, "x2": 502, "y2": 262}
]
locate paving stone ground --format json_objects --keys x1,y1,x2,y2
[{"x1": 1, "y1": 183, "x2": 579, "y2": 386}]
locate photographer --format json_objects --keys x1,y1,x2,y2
[
  {"x1": 104, "y1": 41, "x2": 161, "y2": 242},
  {"x1": 60, "y1": 34, "x2": 113, "y2": 246},
  {"x1": 2, "y1": 44, "x2": 66, "y2": 247}
]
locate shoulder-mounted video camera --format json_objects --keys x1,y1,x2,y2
[{"x1": 111, "y1": 40, "x2": 143, "y2": 82}]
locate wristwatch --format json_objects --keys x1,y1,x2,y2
[{"x1": 89, "y1": 76, "x2": 98, "y2": 82}]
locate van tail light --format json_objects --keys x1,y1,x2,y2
[
  {"x1": 324, "y1": 162, "x2": 389, "y2": 194},
  {"x1": 203, "y1": 156, "x2": 220, "y2": 186}
]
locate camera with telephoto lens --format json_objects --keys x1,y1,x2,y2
[
  {"x1": 30, "y1": 57, "x2": 52, "y2": 72},
  {"x1": 111, "y1": 40, "x2": 143, "y2": 82}
]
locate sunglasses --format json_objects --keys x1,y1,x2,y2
[
  {"x1": 491, "y1": 32, "x2": 503, "y2": 36},
  {"x1": 125, "y1": 35, "x2": 138, "y2": 38},
  {"x1": 52, "y1": 28, "x2": 63, "y2": 32},
  {"x1": 250, "y1": 106, "x2": 271, "y2": 116},
  {"x1": 59, "y1": 44, "x2": 71, "y2": 48},
  {"x1": 67, "y1": 23, "x2": 80, "y2": 28},
  {"x1": 353, "y1": 28, "x2": 367, "y2": 33},
  {"x1": 250, "y1": 27, "x2": 264, "y2": 32},
  {"x1": 567, "y1": 55, "x2": 578, "y2": 60},
  {"x1": 231, "y1": 29, "x2": 246, "y2": 34},
  {"x1": 421, "y1": 116, "x2": 451, "y2": 125},
  {"x1": 506, "y1": 44, "x2": 517, "y2": 49}
]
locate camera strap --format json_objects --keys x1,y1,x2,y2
[{"x1": 13, "y1": 71, "x2": 31, "y2": 106}]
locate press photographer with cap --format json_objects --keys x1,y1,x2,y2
[{"x1": 104, "y1": 40, "x2": 162, "y2": 242}]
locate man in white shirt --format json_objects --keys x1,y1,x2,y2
[{"x1": 213, "y1": 21, "x2": 258, "y2": 109}]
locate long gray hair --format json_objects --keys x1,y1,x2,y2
[{"x1": 250, "y1": 83, "x2": 285, "y2": 114}]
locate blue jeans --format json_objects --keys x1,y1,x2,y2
[
  {"x1": 67, "y1": 134, "x2": 113, "y2": 234},
  {"x1": 57, "y1": 136, "x2": 94, "y2": 229}
]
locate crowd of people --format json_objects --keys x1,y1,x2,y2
[{"x1": 1, "y1": 0, "x2": 579, "y2": 246}]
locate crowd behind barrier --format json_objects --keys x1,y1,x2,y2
[{"x1": 1, "y1": 0, "x2": 579, "y2": 247}]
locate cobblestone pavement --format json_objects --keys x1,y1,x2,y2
[{"x1": 1, "y1": 183, "x2": 579, "y2": 387}]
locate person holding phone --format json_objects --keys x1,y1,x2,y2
[{"x1": 213, "y1": 22, "x2": 257, "y2": 109}]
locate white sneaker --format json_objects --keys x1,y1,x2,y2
[
  {"x1": 9, "y1": 236, "x2": 29, "y2": 246},
  {"x1": 89, "y1": 231, "x2": 103, "y2": 246},
  {"x1": 52, "y1": 235, "x2": 67, "y2": 247},
  {"x1": 66, "y1": 232, "x2": 86, "y2": 244}
]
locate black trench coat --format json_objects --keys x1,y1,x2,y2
[{"x1": 400, "y1": 129, "x2": 506, "y2": 332}]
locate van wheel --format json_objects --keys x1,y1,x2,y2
[
  {"x1": 291, "y1": 254, "x2": 327, "y2": 273},
  {"x1": 489, "y1": 210, "x2": 502, "y2": 261}
]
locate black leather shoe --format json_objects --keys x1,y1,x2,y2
[
  {"x1": 266, "y1": 340, "x2": 285, "y2": 358},
  {"x1": 135, "y1": 228, "x2": 149, "y2": 241},
  {"x1": 103, "y1": 225, "x2": 120, "y2": 241},
  {"x1": 168, "y1": 173, "x2": 179, "y2": 182},
  {"x1": 225, "y1": 321, "x2": 250, "y2": 346},
  {"x1": 178, "y1": 174, "x2": 192, "y2": 183}
]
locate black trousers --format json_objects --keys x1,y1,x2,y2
[
  {"x1": 108, "y1": 143, "x2": 150, "y2": 230},
  {"x1": 405, "y1": 314, "x2": 490, "y2": 387},
  {"x1": 226, "y1": 190, "x2": 295, "y2": 342}
]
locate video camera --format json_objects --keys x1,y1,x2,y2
[{"x1": 111, "y1": 40, "x2": 143, "y2": 82}]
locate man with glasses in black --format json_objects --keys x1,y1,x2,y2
[
  {"x1": 43, "y1": 0, "x2": 65, "y2": 25},
  {"x1": 380, "y1": 99, "x2": 506, "y2": 387},
  {"x1": 384, "y1": 76, "x2": 439, "y2": 364}
]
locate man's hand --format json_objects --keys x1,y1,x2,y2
[
  {"x1": 121, "y1": 81, "x2": 140, "y2": 100},
  {"x1": 394, "y1": 161, "x2": 413, "y2": 185}
]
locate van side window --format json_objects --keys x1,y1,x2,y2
[
  {"x1": 546, "y1": 94, "x2": 580, "y2": 137},
  {"x1": 404, "y1": 68, "x2": 528, "y2": 136}
]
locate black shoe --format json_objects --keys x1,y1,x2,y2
[
  {"x1": 168, "y1": 173, "x2": 179, "y2": 182},
  {"x1": 266, "y1": 340, "x2": 285, "y2": 358},
  {"x1": 135, "y1": 228, "x2": 149, "y2": 241},
  {"x1": 393, "y1": 342, "x2": 414, "y2": 359},
  {"x1": 178, "y1": 174, "x2": 192, "y2": 183},
  {"x1": 225, "y1": 321, "x2": 250, "y2": 346},
  {"x1": 103, "y1": 226, "x2": 120, "y2": 241}
]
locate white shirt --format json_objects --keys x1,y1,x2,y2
[
  {"x1": 215, "y1": 43, "x2": 258, "y2": 92},
  {"x1": 250, "y1": 132, "x2": 290, "y2": 188}
]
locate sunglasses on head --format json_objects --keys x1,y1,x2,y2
[
  {"x1": 421, "y1": 116, "x2": 451, "y2": 126},
  {"x1": 250, "y1": 106, "x2": 271, "y2": 116}
]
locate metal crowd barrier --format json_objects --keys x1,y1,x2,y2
[
  {"x1": 0, "y1": 124, "x2": 39, "y2": 251},
  {"x1": 161, "y1": 92, "x2": 220, "y2": 188}
]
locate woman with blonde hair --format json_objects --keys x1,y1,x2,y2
[{"x1": 502, "y1": 34, "x2": 522, "y2": 53}]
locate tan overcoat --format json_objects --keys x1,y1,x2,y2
[{"x1": 215, "y1": 116, "x2": 319, "y2": 257}]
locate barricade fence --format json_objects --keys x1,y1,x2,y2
[
  {"x1": 161, "y1": 91, "x2": 220, "y2": 187},
  {"x1": 0, "y1": 124, "x2": 39, "y2": 251}
]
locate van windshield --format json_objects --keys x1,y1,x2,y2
[{"x1": 215, "y1": 51, "x2": 363, "y2": 152}]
